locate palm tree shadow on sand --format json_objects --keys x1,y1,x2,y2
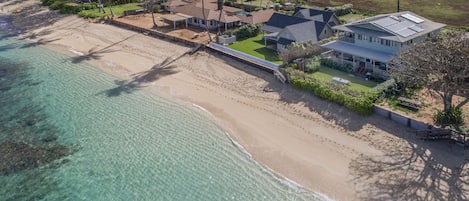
[
  {"x1": 70, "y1": 33, "x2": 138, "y2": 64},
  {"x1": 97, "y1": 44, "x2": 202, "y2": 97},
  {"x1": 98, "y1": 64, "x2": 178, "y2": 97},
  {"x1": 71, "y1": 46, "x2": 119, "y2": 64}
]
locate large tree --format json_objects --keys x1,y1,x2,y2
[{"x1": 389, "y1": 31, "x2": 469, "y2": 113}]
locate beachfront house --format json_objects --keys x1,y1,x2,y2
[
  {"x1": 164, "y1": 0, "x2": 274, "y2": 32},
  {"x1": 261, "y1": 8, "x2": 337, "y2": 51},
  {"x1": 321, "y1": 11, "x2": 446, "y2": 79}
]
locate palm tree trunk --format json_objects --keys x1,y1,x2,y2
[
  {"x1": 151, "y1": 1, "x2": 157, "y2": 28},
  {"x1": 109, "y1": 0, "x2": 114, "y2": 18},
  {"x1": 202, "y1": 0, "x2": 212, "y2": 42}
]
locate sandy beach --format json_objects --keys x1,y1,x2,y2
[{"x1": 2, "y1": 1, "x2": 469, "y2": 200}]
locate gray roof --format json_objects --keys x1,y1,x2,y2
[
  {"x1": 333, "y1": 11, "x2": 446, "y2": 42},
  {"x1": 283, "y1": 21, "x2": 320, "y2": 43},
  {"x1": 321, "y1": 41, "x2": 396, "y2": 62}
]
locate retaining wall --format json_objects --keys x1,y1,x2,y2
[
  {"x1": 110, "y1": 20, "x2": 202, "y2": 47},
  {"x1": 373, "y1": 105, "x2": 431, "y2": 130}
]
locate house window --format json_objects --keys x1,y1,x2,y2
[
  {"x1": 369, "y1": 36, "x2": 372, "y2": 43},
  {"x1": 194, "y1": 19, "x2": 198, "y2": 23},
  {"x1": 357, "y1": 34, "x2": 362, "y2": 40},
  {"x1": 381, "y1": 39, "x2": 391, "y2": 46}
]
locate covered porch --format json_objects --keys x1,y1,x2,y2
[
  {"x1": 161, "y1": 13, "x2": 192, "y2": 29},
  {"x1": 321, "y1": 41, "x2": 396, "y2": 79},
  {"x1": 262, "y1": 32, "x2": 278, "y2": 50}
]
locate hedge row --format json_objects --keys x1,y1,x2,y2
[
  {"x1": 320, "y1": 58, "x2": 353, "y2": 73},
  {"x1": 42, "y1": 0, "x2": 93, "y2": 14},
  {"x1": 288, "y1": 70, "x2": 378, "y2": 115}
]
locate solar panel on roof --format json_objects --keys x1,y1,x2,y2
[
  {"x1": 396, "y1": 28, "x2": 417, "y2": 37},
  {"x1": 387, "y1": 21, "x2": 414, "y2": 32},
  {"x1": 374, "y1": 17, "x2": 399, "y2": 27},
  {"x1": 409, "y1": 25, "x2": 424, "y2": 32},
  {"x1": 401, "y1": 14, "x2": 424, "y2": 24}
]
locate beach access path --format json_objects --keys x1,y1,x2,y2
[{"x1": 2, "y1": 1, "x2": 469, "y2": 200}]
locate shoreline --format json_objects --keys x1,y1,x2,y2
[{"x1": 2, "y1": 1, "x2": 468, "y2": 200}]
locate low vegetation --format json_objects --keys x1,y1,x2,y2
[
  {"x1": 41, "y1": 0, "x2": 142, "y2": 19},
  {"x1": 305, "y1": 0, "x2": 469, "y2": 27},
  {"x1": 389, "y1": 31, "x2": 469, "y2": 126},
  {"x1": 286, "y1": 68, "x2": 379, "y2": 115},
  {"x1": 227, "y1": 34, "x2": 281, "y2": 64}
]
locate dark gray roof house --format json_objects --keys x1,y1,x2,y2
[
  {"x1": 293, "y1": 7, "x2": 340, "y2": 27},
  {"x1": 261, "y1": 8, "x2": 336, "y2": 50}
]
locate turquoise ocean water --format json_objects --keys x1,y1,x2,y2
[{"x1": 0, "y1": 27, "x2": 327, "y2": 201}]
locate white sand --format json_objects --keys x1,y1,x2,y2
[{"x1": 2, "y1": 1, "x2": 468, "y2": 200}]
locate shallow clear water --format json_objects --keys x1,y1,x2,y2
[{"x1": 0, "y1": 31, "x2": 326, "y2": 201}]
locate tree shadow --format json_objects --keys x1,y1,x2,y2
[
  {"x1": 209, "y1": 51, "x2": 469, "y2": 199},
  {"x1": 0, "y1": 43, "x2": 19, "y2": 52},
  {"x1": 20, "y1": 38, "x2": 60, "y2": 49},
  {"x1": 0, "y1": 33, "x2": 18, "y2": 41},
  {"x1": 10, "y1": 5, "x2": 62, "y2": 33},
  {"x1": 71, "y1": 46, "x2": 118, "y2": 64},
  {"x1": 97, "y1": 65, "x2": 178, "y2": 97},
  {"x1": 350, "y1": 137, "x2": 469, "y2": 200},
  {"x1": 70, "y1": 33, "x2": 137, "y2": 64}
]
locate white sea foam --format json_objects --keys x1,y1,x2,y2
[
  {"x1": 192, "y1": 103, "x2": 212, "y2": 116},
  {"x1": 225, "y1": 131, "x2": 335, "y2": 201},
  {"x1": 68, "y1": 48, "x2": 84, "y2": 56}
]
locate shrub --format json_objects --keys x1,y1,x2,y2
[
  {"x1": 434, "y1": 106, "x2": 464, "y2": 126},
  {"x1": 327, "y1": 4, "x2": 353, "y2": 16},
  {"x1": 234, "y1": 23, "x2": 262, "y2": 40},
  {"x1": 60, "y1": 4, "x2": 83, "y2": 14},
  {"x1": 305, "y1": 56, "x2": 320, "y2": 73},
  {"x1": 50, "y1": 1, "x2": 65, "y2": 10},
  {"x1": 278, "y1": 42, "x2": 322, "y2": 64},
  {"x1": 286, "y1": 69, "x2": 377, "y2": 115},
  {"x1": 320, "y1": 58, "x2": 353, "y2": 73}
]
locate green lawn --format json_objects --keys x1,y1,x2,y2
[
  {"x1": 227, "y1": 34, "x2": 282, "y2": 64},
  {"x1": 339, "y1": 13, "x2": 369, "y2": 24},
  {"x1": 311, "y1": 67, "x2": 378, "y2": 92},
  {"x1": 78, "y1": 3, "x2": 142, "y2": 18}
]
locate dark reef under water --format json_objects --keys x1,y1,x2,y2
[{"x1": 0, "y1": 53, "x2": 72, "y2": 200}]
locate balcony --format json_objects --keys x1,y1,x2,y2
[{"x1": 338, "y1": 36, "x2": 355, "y2": 43}]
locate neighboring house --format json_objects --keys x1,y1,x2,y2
[
  {"x1": 261, "y1": 8, "x2": 336, "y2": 51},
  {"x1": 292, "y1": 7, "x2": 340, "y2": 27},
  {"x1": 238, "y1": 9, "x2": 276, "y2": 25},
  {"x1": 164, "y1": 0, "x2": 274, "y2": 31},
  {"x1": 321, "y1": 11, "x2": 446, "y2": 78}
]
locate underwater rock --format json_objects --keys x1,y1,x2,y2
[
  {"x1": 42, "y1": 134, "x2": 58, "y2": 143},
  {"x1": 0, "y1": 141, "x2": 70, "y2": 175},
  {"x1": 25, "y1": 118, "x2": 36, "y2": 126}
]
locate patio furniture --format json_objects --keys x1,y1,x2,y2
[
  {"x1": 332, "y1": 77, "x2": 350, "y2": 85},
  {"x1": 397, "y1": 97, "x2": 421, "y2": 111}
]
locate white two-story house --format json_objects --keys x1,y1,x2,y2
[{"x1": 321, "y1": 11, "x2": 445, "y2": 78}]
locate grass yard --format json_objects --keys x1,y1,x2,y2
[
  {"x1": 311, "y1": 67, "x2": 378, "y2": 92},
  {"x1": 227, "y1": 34, "x2": 282, "y2": 64},
  {"x1": 339, "y1": 12, "x2": 370, "y2": 24},
  {"x1": 78, "y1": 3, "x2": 142, "y2": 18},
  {"x1": 305, "y1": 0, "x2": 469, "y2": 26}
]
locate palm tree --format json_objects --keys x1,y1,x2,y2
[
  {"x1": 217, "y1": 0, "x2": 223, "y2": 35},
  {"x1": 151, "y1": 0, "x2": 157, "y2": 28},
  {"x1": 202, "y1": 0, "x2": 212, "y2": 42}
]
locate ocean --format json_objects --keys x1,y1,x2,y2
[{"x1": 0, "y1": 26, "x2": 327, "y2": 201}]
